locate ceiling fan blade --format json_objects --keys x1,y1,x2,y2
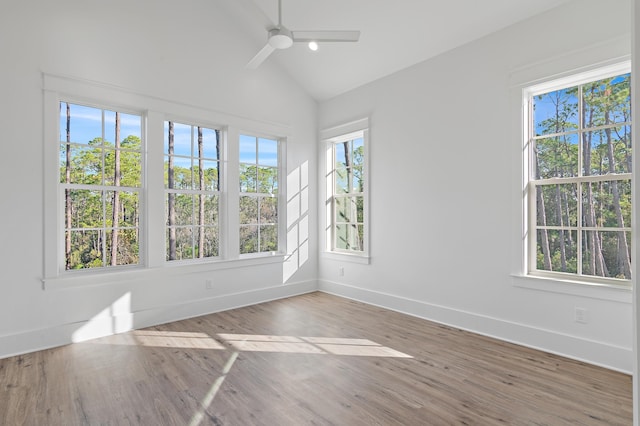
[
  {"x1": 246, "y1": 43, "x2": 276, "y2": 69},
  {"x1": 291, "y1": 30, "x2": 360, "y2": 43}
]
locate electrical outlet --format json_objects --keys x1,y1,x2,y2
[
  {"x1": 575, "y1": 307, "x2": 589, "y2": 324},
  {"x1": 205, "y1": 280, "x2": 213, "y2": 290},
  {"x1": 339, "y1": 267, "x2": 344, "y2": 277}
]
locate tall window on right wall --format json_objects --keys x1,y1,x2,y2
[
  {"x1": 327, "y1": 130, "x2": 368, "y2": 255},
  {"x1": 525, "y1": 64, "x2": 632, "y2": 284}
]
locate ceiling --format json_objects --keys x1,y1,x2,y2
[{"x1": 223, "y1": 0, "x2": 572, "y2": 101}]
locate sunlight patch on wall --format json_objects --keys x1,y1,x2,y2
[
  {"x1": 284, "y1": 161, "x2": 310, "y2": 282},
  {"x1": 71, "y1": 292, "x2": 132, "y2": 342}
]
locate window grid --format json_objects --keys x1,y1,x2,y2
[
  {"x1": 331, "y1": 137, "x2": 365, "y2": 253},
  {"x1": 239, "y1": 135, "x2": 279, "y2": 255},
  {"x1": 164, "y1": 121, "x2": 221, "y2": 261},
  {"x1": 527, "y1": 71, "x2": 632, "y2": 283},
  {"x1": 59, "y1": 102, "x2": 143, "y2": 270}
]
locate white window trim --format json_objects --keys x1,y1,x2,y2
[
  {"x1": 508, "y1": 48, "x2": 632, "y2": 296},
  {"x1": 162, "y1": 118, "x2": 224, "y2": 263},
  {"x1": 236, "y1": 130, "x2": 287, "y2": 258},
  {"x1": 43, "y1": 73, "x2": 289, "y2": 290},
  {"x1": 320, "y1": 118, "x2": 370, "y2": 263}
]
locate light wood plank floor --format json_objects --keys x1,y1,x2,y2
[{"x1": 0, "y1": 292, "x2": 632, "y2": 425}]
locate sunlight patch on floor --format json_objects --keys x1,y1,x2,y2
[{"x1": 90, "y1": 330, "x2": 412, "y2": 358}]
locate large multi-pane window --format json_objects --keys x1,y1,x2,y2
[
  {"x1": 239, "y1": 134, "x2": 279, "y2": 254},
  {"x1": 526, "y1": 67, "x2": 632, "y2": 283},
  {"x1": 59, "y1": 102, "x2": 142, "y2": 270},
  {"x1": 330, "y1": 133, "x2": 365, "y2": 253},
  {"x1": 48, "y1": 77, "x2": 287, "y2": 281},
  {"x1": 164, "y1": 121, "x2": 221, "y2": 261}
]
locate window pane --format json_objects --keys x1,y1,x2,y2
[
  {"x1": 61, "y1": 103, "x2": 103, "y2": 145},
  {"x1": 169, "y1": 157, "x2": 192, "y2": 190},
  {"x1": 352, "y1": 138, "x2": 364, "y2": 192},
  {"x1": 240, "y1": 164, "x2": 257, "y2": 192},
  {"x1": 173, "y1": 227, "x2": 194, "y2": 260},
  {"x1": 335, "y1": 223, "x2": 362, "y2": 251},
  {"x1": 240, "y1": 196, "x2": 258, "y2": 224},
  {"x1": 536, "y1": 184, "x2": 577, "y2": 227},
  {"x1": 240, "y1": 225, "x2": 258, "y2": 254},
  {"x1": 201, "y1": 127, "x2": 219, "y2": 159},
  {"x1": 64, "y1": 145, "x2": 102, "y2": 185},
  {"x1": 240, "y1": 135, "x2": 257, "y2": 163},
  {"x1": 335, "y1": 196, "x2": 350, "y2": 223},
  {"x1": 259, "y1": 196, "x2": 278, "y2": 224},
  {"x1": 201, "y1": 195, "x2": 219, "y2": 225},
  {"x1": 258, "y1": 166, "x2": 277, "y2": 194},
  {"x1": 119, "y1": 112, "x2": 142, "y2": 140},
  {"x1": 198, "y1": 226, "x2": 218, "y2": 258},
  {"x1": 335, "y1": 224, "x2": 349, "y2": 250},
  {"x1": 105, "y1": 191, "x2": 139, "y2": 227},
  {"x1": 582, "y1": 231, "x2": 631, "y2": 279},
  {"x1": 581, "y1": 180, "x2": 631, "y2": 228},
  {"x1": 200, "y1": 160, "x2": 219, "y2": 191},
  {"x1": 260, "y1": 225, "x2": 277, "y2": 252},
  {"x1": 533, "y1": 88, "x2": 578, "y2": 136},
  {"x1": 258, "y1": 138, "x2": 278, "y2": 166},
  {"x1": 67, "y1": 230, "x2": 104, "y2": 269},
  {"x1": 173, "y1": 194, "x2": 193, "y2": 226},
  {"x1": 68, "y1": 190, "x2": 103, "y2": 229},
  {"x1": 356, "y1": 196, "x2": 364, "y2": 223},
  {"x1": 105, "y1": 229, "x2": 139, "y2": 266},
  {"x1": 172, "y1": 123, "x2": 192, "y2": 157},
  {"x1": 533, "y1": 134, "x2": 579, "y2": 178},
  {"x1": 583, "y1": 74, "x2": 631, "y2": 128},
  {"x1": 536, "y1": 229, "x2": 578, "y2": 273},
  {"x1": 119, "y1": 150, "x2": 142, "y2": 188},
  {"x1": 583, "y1": 126, "x2": 632, "y2": 175}
]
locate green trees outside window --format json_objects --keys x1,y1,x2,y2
[
  {"x1": 239, "y1": 134, "x2": 278, "y2": 254},
  {"x1": 332, "y1": 137, "x2": 364, "y2": 252},
  {"x1": 165, "y1": 121, "x2": 220, "y2": 261},
  {"x1": 530, "y1": 72, "x2": 632, "y2": 281},
  {"x1": 60, "y1": 103, "x2": 142, "y2": 270}
]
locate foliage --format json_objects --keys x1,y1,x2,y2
[{"x1": 533, "y1": 73, "x2": 632, "y2": 280}]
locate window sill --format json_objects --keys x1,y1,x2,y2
[
  {"x1": 42, "y1": 254, "x2": 286, "y2": 291},
  {"x1": 511, "y1": 274, "x2": 631, "y2": 303},
  {"x1": 321, "y1": 251, "x2": 370, "y2": 265}
]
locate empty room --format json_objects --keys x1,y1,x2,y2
[{"x1": 1, "y1": 0, "x2": 639, "y2": 424}]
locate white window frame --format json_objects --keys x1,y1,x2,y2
[
  {"x1": 522, "y1": 61, "x2": 632, "y2": 287},
  {"x1": 321, "y1": 118, "x2": 370, "y2": 263},
  {"x1": 163, "y1": 120, "x2": 223, "y2": 263},
  {"x1": 58, "y1": 101, "x2": 145, "y2": 271},
  {"x1": 237, "y1": 132, "x2": 286, "y2": 258},
  {"x1": 43, "y1": 74, "x2": 288, "y2": 289}
]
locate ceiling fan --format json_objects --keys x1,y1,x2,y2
[{"x1": 246, "y1": 0, "x2": 360, "y2": 69}]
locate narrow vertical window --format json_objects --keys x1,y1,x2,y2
[
  {"x1": 323, "y1": 125, "x2": 368, "y2": 258},
  {"x1": 60, "y1": 103, "x2": 142, "y2": 270},
  {"x1": 164, "y1": 121, "x2": 221, "y2": 261},
  {"x1": 526, "y1": 68, "x2": 632, "y2": 283},
  {"x1": 333, "y1": 137, "x2": 365, "y2": 252},
  {"x1": 239, "y1": 134, "x2": 279, "y2": 254}
]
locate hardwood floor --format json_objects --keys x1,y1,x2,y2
[{"x1": 0, "y1": 292, "x2": 632, "y2": 425}]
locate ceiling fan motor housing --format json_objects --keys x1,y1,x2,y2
[{"x1": 268, "y1": 27, "x2": 294, "y2": 49}]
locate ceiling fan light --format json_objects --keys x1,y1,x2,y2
[
  {"x1": 268, "y1": 28, "x2": 293, "y2": 49},
  {"x1": 308, "y1": 41, "x2": 318, "y2": 51}
]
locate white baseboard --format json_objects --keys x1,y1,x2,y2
[
  {"x1": 318, "y1": 280, "x2": 632, "y2": 374},
  {"x1": 0, "y1": 280, "x2": 317, "y2": 360}
]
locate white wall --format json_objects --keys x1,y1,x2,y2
[
  {"x1": 318, "y1": 0, "x2": 634, "y2": 373},
  {"x1": 0, "y1": 0, "x2": 318, "y2": 358}
]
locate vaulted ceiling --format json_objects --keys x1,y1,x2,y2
[{"x1": 222, "y1": 0, "x2": 571, "y2": 101}]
